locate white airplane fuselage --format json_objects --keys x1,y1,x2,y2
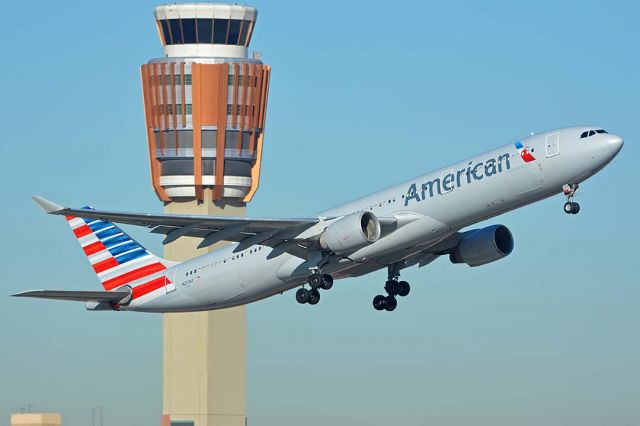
[{"x1": 123, "y1": 126, "x2": 623, "y2": 312}]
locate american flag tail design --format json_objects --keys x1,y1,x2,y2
[{"x1": 65, "y1": 207, "x2": 173, "y2": 300}]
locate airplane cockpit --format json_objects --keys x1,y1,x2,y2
[{"x1": 580, "y1": 129, "x2": 608, "y2": 138}]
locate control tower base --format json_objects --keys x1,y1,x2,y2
[{"x1": 162, "y1": 196, "x2": 246, "y2": 426}]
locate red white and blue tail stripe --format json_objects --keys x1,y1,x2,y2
[{"x1": 65, "y1": 207, "x2": 172, "y2": 301}]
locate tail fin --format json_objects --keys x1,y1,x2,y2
[{"x1": 65, "y1": 207, "x2": 172, "y2": 297}]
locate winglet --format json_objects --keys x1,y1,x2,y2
[{"x1": 32, "y1": 195, "x2": 65, "y2": 213}]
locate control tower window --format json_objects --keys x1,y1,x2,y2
[
  {"x1": 169, "y1": 19, "x2": 183, "y2": 44},
  {"x1": 239, "y1": 20, "x2": 252, "y2": 46},
  {"x1": 197, "y1": 19, "x2": 213, "y2": 43},
  {"x1": 214, "y1": 18, "x2": 229, "y2": 44},
  {"x1": 160, "y1": 20, "x2": 172, "y2": 44},
  {"x1": 228, "y1": 20, "x2": 242, "y2": 45},
  {"x1": 160, "y1": 18, "x2": 253, "y2": 46},
  {"x1": 245, "y1": 20, "x2": 255, "y2": 46},
  {"x1": 181, "y1": 19, "x2": 197, "y2": 43}
]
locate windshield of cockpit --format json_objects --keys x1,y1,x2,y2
[{"x1": 580, "y1": 129, "x2": 608, "y2": 138}]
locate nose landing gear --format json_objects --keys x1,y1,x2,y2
[
  {"x1": 295, "y1": 272, "x2": 334, "y2": 306},
  {"x1": 563, "y1": 183, "x2": 580, "y2": 214}
]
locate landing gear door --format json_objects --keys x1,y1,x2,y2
[
  {"x1": 546, "y1": 133, "x2": 560, "y2": 157},
  {"x1": 165, "y1": 268, "x2": 177, "y2": 294}
]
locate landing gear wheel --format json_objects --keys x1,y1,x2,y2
[
  {"x1": 308, "y1": 289, "x2": 321, "y2": 305},
  {"x1": 563, "y1": 184, "x2": 580, "y2": 214},
  {"x1": 384, "y1": 280, "x2": 398, "y2": 295},
  {"x1": 564, "y1": 202, "x2": 574, "y2": 214},
  {"x1": 396, "y1": 281, "x2": 410, "y2": 297},
  {"x1": 308, "y1": 273, "x2": 323, "y2": 289},
  {"x1": 571, "y1": 202, "x2": 580, "y2": 214},
  {"x1": 296, "y1": 288, "x2": 310, "y2": 304},
  {"x1": 321, "y1": 274, "x2": 334, "y2": 290},
  {"x1": 373, "y1": 295, "x2": 386, "y2": 311},
  {"x1": 384, "y1": 296, "x2": 397, "y2": 312},
  {"x1": 564, "y1": 201, "x2": 581, "y2": 214}
]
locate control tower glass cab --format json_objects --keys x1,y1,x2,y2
[{"x1": 141, "y1": 4, "x2": 271, "y2": 202}]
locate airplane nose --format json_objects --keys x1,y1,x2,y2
[
  {"x1": 608, "y1": 135, "x2": 624, "y2": 154},
  {"x1": 599, "y1": 134, "x2": 623, "y2": 163}
]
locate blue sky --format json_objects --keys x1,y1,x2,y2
[{"x1": 1, "y1": 1, "x2": 638, "y2": 425}]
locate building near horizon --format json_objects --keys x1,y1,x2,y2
[
  {"x1": 140, "y1": 3, "x2": 271, "y2": 426},
  {"x1": 10, "y1": 413, "x2": 61, "y2": 426}
]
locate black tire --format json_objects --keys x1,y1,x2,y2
[
  {"x1": 564, "y1": 202, "x2": 574, "y2": 214},
  {"x1": 571, "y1": 202, "x2": 580, "y2": 214},
  {"x1": 308, "y1": 274, "x2": 323, "y2": 289},
  {"x1": 396, "y1": 281, "x2": 410, "y2": 297},
  {"x1": 308, "y1": 289, "x2": 321, "y2": 305},
  {"x1": 373, "y1": 295, "x2": 386, "y2": 311},
  {"x1": 384, "y1": 280, "x2": 398, "y2": 295},
  {"x1": 384, "y1": 296, "x2": 397, "y2": 312},
  {"x1": 321, "y1": 274, "x2": 334, "y2": 290},
  {"x1": 296, "y1": 288, "x2": 310, "y2": 304}
]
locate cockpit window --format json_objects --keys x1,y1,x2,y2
[{"x1": 580, "y1": 129, "x2": 608, "y2": 139}]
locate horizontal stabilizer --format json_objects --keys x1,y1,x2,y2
[
  {"x1": 12, "y1": 290, "x2": 131, "y2": 303},
  {"x1": 32, "y1": 195, "x2": 64, "y2": 213}
]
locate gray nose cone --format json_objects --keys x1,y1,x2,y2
[{"x1": 608, "y1": 135, "x2": 624, "y2": 155}]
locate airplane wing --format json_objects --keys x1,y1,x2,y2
[
  {"x1": 12, "y1": 290, "x2": 131, "y2": 303},
  {"x1": 32, "y1": 195, "x2": 336, "y2": 258}
]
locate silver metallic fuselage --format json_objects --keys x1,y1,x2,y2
[{"x1": 125, "y1": 126, "x2": 623, "y2": 312}]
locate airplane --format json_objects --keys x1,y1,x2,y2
[{"x1": 15, "y1": 126, "x2": 623, "y2": 313}]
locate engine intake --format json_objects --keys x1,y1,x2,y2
[
  {"x1": 450, "y1": 224, "x2": 514, "y2": 267},
  {"x1": 320, "y1": 211, "x2": 381, "y2": 254}
]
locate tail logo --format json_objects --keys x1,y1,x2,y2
[
  {"x1": 66, "y1": 208, "x2": 169, "y2": 300},
  {"x1": 515, "y1": 141, "x2": 536, "y2": 163}
]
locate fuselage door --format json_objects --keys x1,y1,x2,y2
[
  {"x1": 546, "y1": 133, "x2": 560, "y2": 157},
  {"x1": 165, "y1": 268, "x2": 177, "y2": 294}
]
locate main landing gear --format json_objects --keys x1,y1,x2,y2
[
  {"x1": 373, "y1": 264, "x2": 411, "y2": 312},
  {"x1": 563, "y1": 183, "x2": 580, "y2": 215},
  {"x1": 296, "y1": 272, "x2": 334, "y2": 306}
]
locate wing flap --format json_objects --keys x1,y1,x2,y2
[{"x1": 12, "y1": 290, "x2": 131, "y2": 303}]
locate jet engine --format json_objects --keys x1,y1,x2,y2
[
  {"x1": 319, "y1": 211, "x2": 381, "y2": 254},
  {"x1": 450, "y1": 224, "x2": 514, "y2": 267}
]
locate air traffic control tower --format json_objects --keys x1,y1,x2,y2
[{"x1": 140, "y1": 4, "x2": 271, "y2": 426}]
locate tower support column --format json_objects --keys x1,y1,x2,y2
[{"x1": 162, "y1": 196, "x2": 246, "y2": 426}]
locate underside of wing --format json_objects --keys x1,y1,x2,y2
[{"x1": 12, "y1": 290, "x2": 131, "y2": 303}]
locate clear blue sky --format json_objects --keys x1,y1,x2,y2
[{"x1": 1, "y1": 1, "x2": 638, "y2": 425}]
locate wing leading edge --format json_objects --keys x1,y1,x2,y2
[{"x1": 32, "y1": 195, "x2": 325, "y2": 257}]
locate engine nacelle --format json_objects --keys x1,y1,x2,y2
[
  {"x1": 319, "y1": 211, "x2": 381, "y2": 254},
  {"x1": 450, "y1": 224, "x2": 514, "y2": 267}
]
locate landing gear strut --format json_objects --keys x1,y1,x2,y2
[
  {"x1": 373, "y1": 263, "x2": 410, "y2": 312},
  {"x1": 296, "y1": 272, "x2": 334, "y2": 306},
  {"x1": 563, "y1": 183, "x2": 580, "y2": 214}
]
